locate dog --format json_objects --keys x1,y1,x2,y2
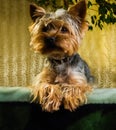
[{"x1": 29, "y1": 0, "x2": 94, "y2": 112}]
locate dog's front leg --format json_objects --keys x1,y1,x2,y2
[
  {"x1": 61, "y1": 76, "x2": 92, "y2": 111},
  {"x1": 30, "y1": 67, "x2": 62, "y2": 112}
]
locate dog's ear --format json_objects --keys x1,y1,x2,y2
[
  {"x1": 30, "y1": 3, "x2": 46, "y2": 22},
  {"x1": 68, "y1": 0, "x2": 87, "y2": 20},
  {"x1": 68, "y1": 0, "x2": 88, "y2": 38}
]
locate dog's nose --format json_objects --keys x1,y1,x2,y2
[{"x1": 45, "y1": 37, "x2": 56, "y2": 44}]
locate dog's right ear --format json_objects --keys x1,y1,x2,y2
[{"x1": 30, "y1": 3, "x2": 46, "y2": 22}]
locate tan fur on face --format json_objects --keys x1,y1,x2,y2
[{"x1": 29, "y1": 19, "x2": 79, "y2": 57}]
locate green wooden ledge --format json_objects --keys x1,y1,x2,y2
[
  {"x1": 0, "y1": 86, "x2": 116, "y2": 104},
  {"x1": 0, "y1": 87, "x2": 116, "y2": 130},
  {"x1": 0, "y1": 87, "x2": 32, "y2": 102}
]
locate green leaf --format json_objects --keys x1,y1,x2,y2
[
  {"x1": 88, "y1": 25, "x2": 93, "y2": 30},
  {"x1": 91, "y1": 15, "x2": 97, "y2": 24},
  {"x1": 88, "y1": 1, "x2": 92, "y2": 8},
  {"x1": 98, "y1": 20, "x2": 103, "y2": 30}
]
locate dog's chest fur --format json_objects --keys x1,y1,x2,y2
[{"x1": 49, "y1": 54, "x2": 87, "y2": 84}]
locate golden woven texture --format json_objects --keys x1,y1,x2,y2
[
  {"x1": 0, "y1": 0, "x2": 116, "y2": 87},
  {"x1": 79, "y1": 25, "x2": 116, "y2": 88},
  {"x1": 0, "y1": 0, "x2": 44, "y2": 87}
]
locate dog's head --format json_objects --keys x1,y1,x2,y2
[{"x1": 29, "y1": 0, "x2": 88, "y2": 59}]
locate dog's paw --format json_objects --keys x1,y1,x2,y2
[
  {"x1": 31, "y1": 83, "x2": 62, "y2": 112},
  {"x1": 61, "y1": 83, "x2": 91, "y2": 111}
]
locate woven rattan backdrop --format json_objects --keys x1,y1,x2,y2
[
  {"x1": 0, "y1": 0, "x2": 44, "y2": 87},
  {"x1": 0, "y1": 0, "x2": 116, "y2": 87}
]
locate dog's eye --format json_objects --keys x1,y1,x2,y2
[
  {"x1": 61, "y1": 27, "x2": 68, "y2": 33},
  {"x1": 42, "y1": 26, "x2": 50, "y2": 32},
  {"x1": 42, "y1": 23, "x2": 54, "y2": 32}
]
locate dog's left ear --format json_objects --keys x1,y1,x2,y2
[
  {"x1": 68, "y1": 0, "x2": 88, "y2": 37},
  {"x1": 30, "y1": 3, "x2": 46, "y2": 22},
  {"x1": 68, "y1": 0, "x2": 87, "y2": 20}
]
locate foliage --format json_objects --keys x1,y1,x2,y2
[
  {"x1": 88, "y1": 0, "x2": 116, "y2": 30},
  {"x1": 29, "y1": 0, "x2": 116, "y2": 30}
]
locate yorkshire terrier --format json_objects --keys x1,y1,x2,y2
[{"x1": 29, "y1": 0, "x2": 94, "y2": 112}]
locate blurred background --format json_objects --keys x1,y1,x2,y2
[{"x1": 0, "y1": 0, "x2": 116, "y2": 87}]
